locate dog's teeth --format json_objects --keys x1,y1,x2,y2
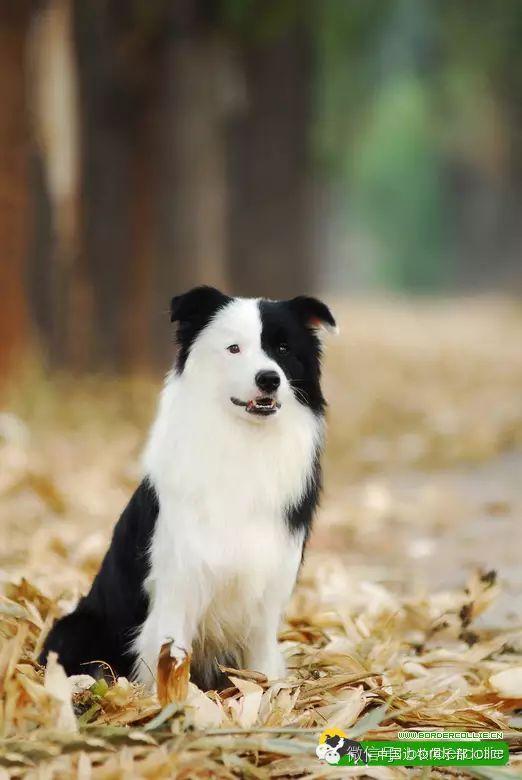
[{"x1": 245, "y1": 397, "x2": 277, "y2": 412}]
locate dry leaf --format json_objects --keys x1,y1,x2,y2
[
  {"x1": 315, "y1": 685, "x2": 368, "y2": 729},
  {"x1": 490, "y1": 667, "x2": 522, "y2": 698},
  {"x1": 44, "y1": 652, "x2": 78, "y2": 732},
  {"x1": 186, "y1": 682, "x2": 224, "y2": 727},
  {"x1": 156, "y1": 641, "x2": 191, "y2": 706},
  {"x1": 103, "y1": 676, "x2": 135, "y2": 707},
  {"x1": 69, "y1": 674, "x2": 97, "y2": 694},
  {"x1": 2, "y1": 302, "x2": 522, "y2": 776},
  {"x1": 218, "y1": 665, "x2": 268, "y2": 684},
  {"x1": 227, "y1": 676, "x2": 264, "y2": 728}
]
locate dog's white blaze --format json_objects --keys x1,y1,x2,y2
[{"x1": 134, "y1": 298, "x2": 322, "y2": 687}]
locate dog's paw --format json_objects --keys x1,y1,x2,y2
[
  {"x1": 248, "y1": 649, "x2": 286, "y2": 681},
  {"x1": 270, "y1": 654, "x2": 287, "y2": 681}
]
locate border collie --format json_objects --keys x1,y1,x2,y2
[{"x1": 40, "y1": 286, "x2": 336, "y2": 690}]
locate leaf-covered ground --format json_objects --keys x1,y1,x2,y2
[{"x1": 1, "y1": 297, "x2": 522, "y2": 779}]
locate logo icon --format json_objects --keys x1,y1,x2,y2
[{"x1": 316, "y1": 728, "x2": 368, "y2": 766}]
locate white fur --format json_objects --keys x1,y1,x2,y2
[{"x1": 133, "y1": 299, "x2": 323, "y2": 688}]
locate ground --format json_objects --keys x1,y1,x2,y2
[{"x1": 1, "y1": 297, "x2": 522, "y2": 778}]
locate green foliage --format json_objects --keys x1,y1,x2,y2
[
  {"x1": 350, "y1": 75, "x2": 447, "y2": 290},
  {"x1": 311, "y1": 0, "x2": 522, "y2": 290},
  {"x1": 313, "y1": 1, "x2": 449, "y2": 290},
  {"x1": 312, "y1": 0, "x2": 392, "y2": 173}
]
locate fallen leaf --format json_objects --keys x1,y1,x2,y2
[
  {"x1": 218, "y1": 665, "x2": 268, "y2": 684},
  {"x1": 44, "y1": 652, "x2": 77, "y2": 732},
  {"x1": 103, "y1": 677, "x2": 134, "y2": 707},
  {"x1": 490, "y1": 667, "x2": 522, "y2": 699},
  {"x1": 227, "y1": 676, "x2": 264, "y2": 728},
  {"x1": 69, "y1": 675, "x2": 97, "y2": 694},
  {"x1": 156, "y1": 641, "x2": 191, "y2": 706},
  {"x1": 186, "y1": 682, "x2": 224, "y2": 727}
]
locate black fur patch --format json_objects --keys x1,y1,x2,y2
[
  {"x1": 191, "y1": 650, "x2": 242, "y2": 692},
  {"x1": 259, "y1": 296, "x2": 332, "y2": 539},
  {"x1": 171, "y1": 286, "x2": 231, "y2": 373},
  {"x1": 40, "y1": 479, "x2": 159, "y2": 678},
  {"x1": 286, "y1": 453, "x2": 321, "y2": 541},
  {"x1": 259, "y1": 297, "x2": 335, "y2": 414}
]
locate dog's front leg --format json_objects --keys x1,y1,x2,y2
[
  {"x1": 155, "y1": 586, "x2": 198, "y2": 664},
  {"x1": 245, "y1": 543, "x2": 303, "y2": 681},
  {"x1": 245, "y1": 600, "x2": 287, "y2": 681},
  {"x1": 133, "y1": 572, "x2": 205, "y2": 689}
]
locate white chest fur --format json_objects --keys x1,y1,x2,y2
[{"x1": 133, "y1": 373, "x2": 322, "y2": 687}]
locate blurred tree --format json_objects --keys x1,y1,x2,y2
[
  {"x1": 0, "y1": 2, "x2": 33, "y2": 378},
  {"x1": 313, "y1": 0, "x2": 389, "y2": 178},
  {"x1": 27, "y1": 0, "x2": 319, "y2": 372},
  {"x1": 439, "y1": 0, "x2": 522, "y2": 287},
  {"x1": 11, "y1": 0, "x2": 522, "y2": 378},
  {"x1": 150, "y1": 0, "x2": 230, "y2": 365},
  {"x1": 314, "y1": 0, "x2": 522, "y2": 292},
  {"x1": 224, "y1": 0, "x2": 316, "y2": 298},
  {"x1": 29, "y1": 0, "x2": 81, "y2": 369},
  {"x1": 73, "y1": 0, "x2": 231, "y2": 370},
  {"x1": 314, "y1": 0, "x2": 448, "y2": 291},
  {"x1": 73, "y1": 0, "x2": 169, "y2": 372},
  {"x1": 351, "y1": 76, "x2": 446, "y2": 290}
]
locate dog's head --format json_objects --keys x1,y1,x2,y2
[{"x1": 170, "y1": 286, "x2": 337, "y2": 422}]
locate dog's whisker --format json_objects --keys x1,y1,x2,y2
[{"x1": 289, "y1": 381, "x2": 309, "y2": 404}]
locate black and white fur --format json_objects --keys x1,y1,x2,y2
[{"x1": 41, "y1": 287, "x2": 336, "y2": 691}]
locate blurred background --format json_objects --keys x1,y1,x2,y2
[
  {"x1": 2, "y1": 0, "x2": 522, "y2": 374},
  {"x1": 1, "y1": 1, "x2": 522, "y2": 624}
]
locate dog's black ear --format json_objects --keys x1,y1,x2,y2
[
  {"x1": 289, "y1": 296, "x2": 338, "y2": 334},
  {"x1": 170, "y1": 286, "x2": 230, "y2": 324}
]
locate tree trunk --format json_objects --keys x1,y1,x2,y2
[
  {"x1": 227, "y1": 11, "x2": 316, "y2": 299},
  {"x1": 28, "y1": 0, "x2": 82, "y2": 369},
  {"x1": 73, "y1": 2, "x2": 162, "y2": 372},
  {"x1": 0, "y1": 2, "x2": 32, "y2": 379},
  {"x1": 150, "y1": 2, "x2": 229, "y2": 366},
  {"x1": 74, "y1": 0, "x2": 231, "y2": 372}
]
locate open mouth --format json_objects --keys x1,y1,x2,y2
[{"x1": 231, "y1": 396, "x2": 281, "y2": 416}]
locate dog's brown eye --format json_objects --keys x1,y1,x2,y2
[
  {"x1": 227, "y1": 344, "x2": 240, "y2": 354},
  {"x1": 278, "y1": 342, "x2": 289, "y2": 354}
]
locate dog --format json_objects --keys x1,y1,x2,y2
[{"x1": 40, "y1": 286, "x2": 336, "y2": 690}]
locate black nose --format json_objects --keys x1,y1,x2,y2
[{"x1": 255, "y1": 370, "x2": 280, "y2": 393}]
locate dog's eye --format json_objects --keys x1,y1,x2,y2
[
  {"x1": 227, "y1": 344, "x2": 241, "y2": 354},
  {"x1": 278, "y1": 342, "x2": 289, "y2": 354}
]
